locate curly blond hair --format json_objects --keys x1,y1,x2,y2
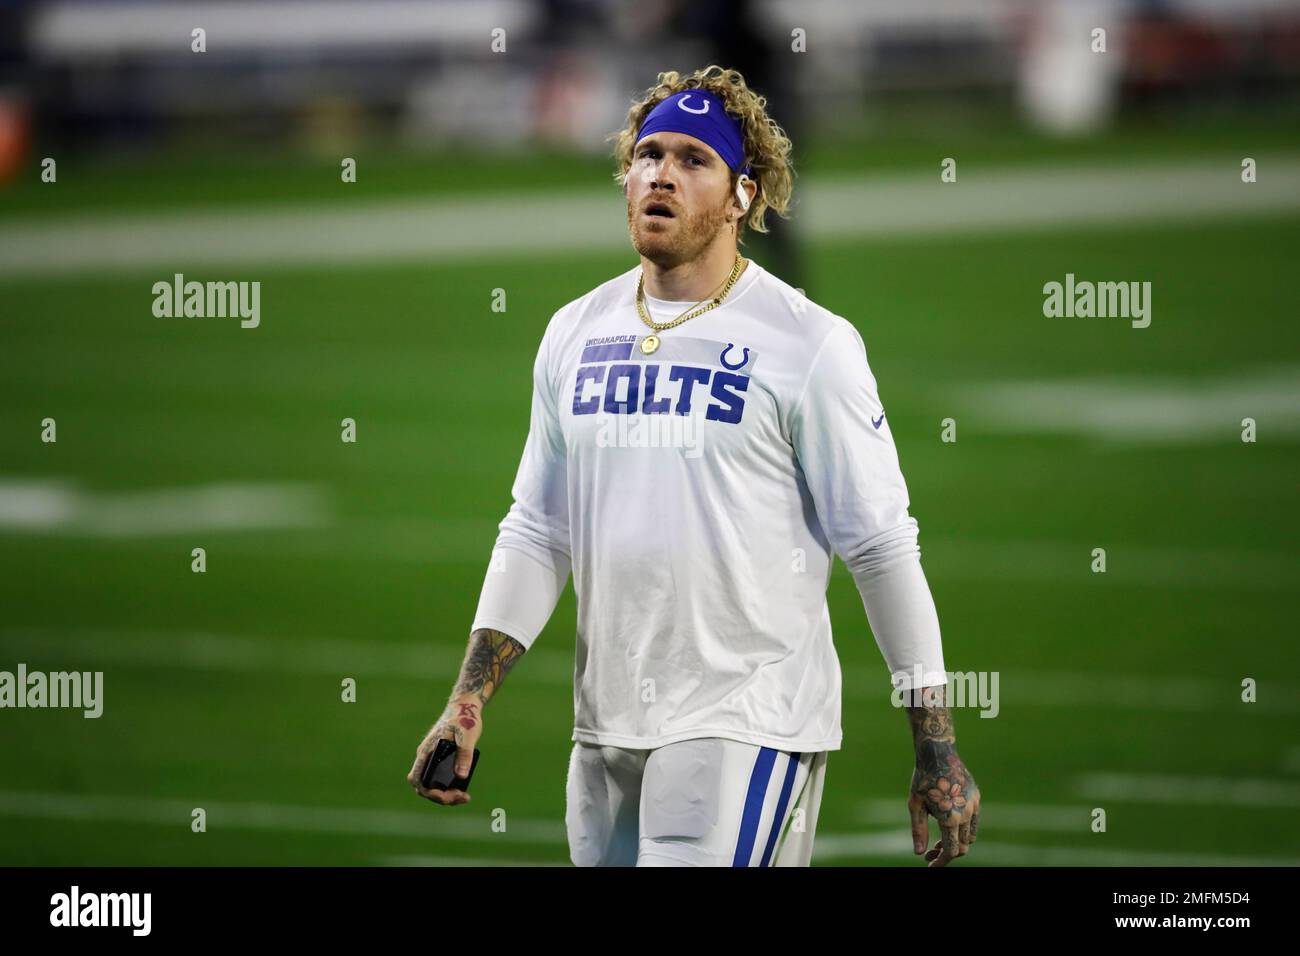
[{"x1": 610, "y1": 65, "x2": 794, "y2": 242}]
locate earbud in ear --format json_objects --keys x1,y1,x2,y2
[{"x1": 735, "y1": 174, "x2": 751, "y2": 212}]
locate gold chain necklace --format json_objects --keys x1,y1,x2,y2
[{"x1": 636, "y1": 254, "x2": 746, "y2": 355}]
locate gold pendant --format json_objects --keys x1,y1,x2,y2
[{"x1": 640, "y1": 334, "x2": 660, "y2": 355}]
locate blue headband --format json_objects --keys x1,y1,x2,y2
[{"x1": 634, "y1": 90, "x2": 751, "y2": 177}]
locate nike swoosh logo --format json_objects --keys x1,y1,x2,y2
[{"x1": 872, "y1": 411, "x2": 886, "y2": 429}]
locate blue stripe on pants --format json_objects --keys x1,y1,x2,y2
[
  {"x1": 759, "y1": 752, "x2": 802, "y2": 867},
  {"x1": 732, "y1": 747, "x2": 777, "y2": 866}
]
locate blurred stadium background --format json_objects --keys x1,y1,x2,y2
[{"x1": 0, "y1": 0, "x2": 1297, "y2": 866}]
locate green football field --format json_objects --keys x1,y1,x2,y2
[{"x1": 0, "y1": 119, "x2": 1297, "y2": 865}]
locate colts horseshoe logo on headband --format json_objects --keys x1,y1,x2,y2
[{"x1": 677, "y1": 94, "x2": 710, "y2": 115}]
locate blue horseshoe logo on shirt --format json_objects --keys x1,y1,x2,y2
[{"x1": 719, "y1": 343, "x2": 750, "y2": 370}]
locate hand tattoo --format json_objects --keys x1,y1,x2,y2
[
  {"x1": 456, "y1": 701, "x2": 479, "y2": 731},
  {"x1": 905, "y1": 690, "x2": 978, "y2": 831}
]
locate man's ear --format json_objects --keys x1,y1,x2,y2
[
  {"x1": 622, "y1": 169, "x2": 631, "y2": 195},
  {"x1": 733, "y1": 174, "x2": 755, "y2": 216}
]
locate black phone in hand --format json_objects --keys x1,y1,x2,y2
[{"x1": 420, "y1": 738, "x2": 480, "y2": 792}]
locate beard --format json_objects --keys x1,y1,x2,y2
[{"x1": 627, "y1": 190, "x2": 732, "y2": 268}]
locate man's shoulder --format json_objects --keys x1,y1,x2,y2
[
  {"x1": 547, "y1": 265, "x2": 639, "y2": 334},
  {"x1": 747, "y1": 263, "x2": 859, "y2": 361},
  {"x1": 532, "y1": 267, "x2": 637, "y2": 382}
]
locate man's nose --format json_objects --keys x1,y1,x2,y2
[{"x1": 650, "y1": 159, "x2": 679, "y2": 189}]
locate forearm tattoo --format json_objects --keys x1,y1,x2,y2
[
  {"x1": 906, "y1": 692, "x2": 955, "y2": 750},
  {"x1": 452, "y1": 627, "x2": 526, "y2": 706}
]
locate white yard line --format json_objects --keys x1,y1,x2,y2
[
  {"x1": 0, "y1": 479, "x2": 328, "y2": 536},
  {"x1": 1077, "y1": 772, "x2": 1300, "y2": 808},
  {"x1": 957, "y1": 366, "x2": 1300, "y2": 444},
  {"x1": 1, "y1": 158, "x2": 1296, "y2": 276},
  {"x1": 0, "y1": 789, "x2": 566, "y2": 843},
  {"x1": 6, "y1": 789, "x2": 1287, "y2": 866}
]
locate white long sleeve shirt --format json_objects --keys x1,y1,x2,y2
[{"x1": 471, "y1": 259, "x2": 947, "y2": 752}]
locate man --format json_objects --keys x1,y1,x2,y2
[{"x1": 407, "y1": 65, "x2": 980, "y2": 867}]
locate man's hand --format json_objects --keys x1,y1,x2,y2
[
  {"x1": 407, "y1": 694, "x2": 483, "y2": 806},
  {"x1": 406, "y1": 627, "x2": 525, "y2": 807},
  {"x1": 908, "y1": 747, "x2": 979, "y2": 867},
  {"x1": 903, "y1": 685, "x2": 980, "y2": 867}
]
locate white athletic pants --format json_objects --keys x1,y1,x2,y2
[{"x1": 565, "y1": 737, "x2": 828, "y2": 867}]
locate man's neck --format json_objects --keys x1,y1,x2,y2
[{"x1": 641, "y1": 239, "x2": 744, "y2": 302}]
